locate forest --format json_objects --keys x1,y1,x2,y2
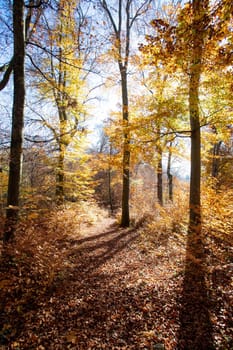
[{"x1": 0, "y1": 0, "x2": 232, "y2": 349}]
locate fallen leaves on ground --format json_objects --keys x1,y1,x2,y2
[{"x1": 0, "y1": 215, "x2": 232, "y2": 349}]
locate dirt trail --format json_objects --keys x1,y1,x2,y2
[
  {"x1": 0, "y1": 217, "x2": 232, "y2": 349},
  {"x1": 1, "y1": 218, "x2": 182, "y2": 349}
]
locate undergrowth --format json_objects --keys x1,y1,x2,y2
[
  {"x1": 0, "y1": 190, "x2": 232, "y2": 349},
  {"x1": 0, "y1": 201, "x2": 108, "y2": 287},
  {"x1": 132, "y1": 191, "x2": 189, "y2": 253}
]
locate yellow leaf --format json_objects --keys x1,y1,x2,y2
[
  {"x1": 28, "y1": 212, "x2": 39, "y2": 220},
  {"x1": 66, "y1": 331, "x2": 78, "y2": 344}
]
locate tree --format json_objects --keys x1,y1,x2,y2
[
  {"x1": 89, "y1": 128, "x2": 121, "y2": 213},
  {"x1": 200, "y1": 67, "x2": 233, "y2": 188},
  {"x1": 187, "y1": 0, "x2": 232, "y2": 227},
  {"x1": 167, "y1": 141, "x2": 173, "y2": 201},
  {"x1": 3, "y1": 0, "x2": 48, "y2": 242},
  {"x1": 99, "y1": 0, "x2": 152, "y2": 227},
  {"x1": 52, "y1": 0, "x2": 86, "y2": 203},
  {"x1": 29, "y1": 0, "x2": 89, "y2": 204},
  {"x1": 4, "y1": 0, "x2": 26, "y2": 242},
  {"x1": 140, "y1": 0, "x2": 213, "y2": 234},
  {"x1": 0, "y1": 0, "x2": 14, "y2": 93},
  {"x1": 188, "y1": 0, "x2": 209, "y2": 234},
  {"x1": 130, "y1": 64, "x2": 187, "y2": 206}
]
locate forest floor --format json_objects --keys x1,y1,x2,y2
[{"x1": 0, "y1": 213, "x2": 232, "y2": 350}]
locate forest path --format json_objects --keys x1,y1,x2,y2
[
  {"x1": 1, "y1": 216, "x2": 231, "y2": 349},
  {"x1": 0, "y1": 216, "x2": 184, "y2": 349},
  {"x1": 39, "y1": 217, "x2": 182, "y2": 349}
]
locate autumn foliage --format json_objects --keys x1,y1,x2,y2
[{"x1": 0, "y1": 0, "x2": 233, "y2": 349}]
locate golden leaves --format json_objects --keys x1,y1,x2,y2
[{"x1": 65, "y1": 330, "x2": 78, "y2": 344}]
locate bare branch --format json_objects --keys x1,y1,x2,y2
[
  {"x1": 129, "y1": 0, "x2": 152, "y2": 29},
  {"x1": 101, "y1": 0, "x2": 119, "y2": 36},
  {"x1": 24, "y1": 0, "x2": 48, "y2": 9},
  {"x1": 0, "y1": 59, "x2": 13, "y2": 91},
  {"x1": 26, "y1": 53, "x2": 52, "y2": 84}
]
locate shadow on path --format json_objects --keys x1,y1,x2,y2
[
  {"x1": 68, "y1": 224, "x2": 121, "y2": 246},
  {"x1": 65, "y1": 225, "x2": 139, "y2": 278},
  {"x1": 177, "y1": 230, "x2": 215, "y2": 350}
]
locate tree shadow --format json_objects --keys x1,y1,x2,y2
[
  {"x1": 0, "y1": 225, "x2": 140, "y2": 346},
  {"x1": 60, "y1": 226, "x2": 139, "y2": 280},
  {"x1": 67, "y1": 224, "x2": 122, "y2": 246},
  {"x1": 177, "y1": 230, "x2": 215, "y2": 350}
]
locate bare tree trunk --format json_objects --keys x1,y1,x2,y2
[
  {"x1": 108, "y1": 166, "x2": 113, "y2": 215},
  {"x1": 212, "y1": 141, "x2": 222, "y2": 178},
  {"x1": 189, "y1": 0, "x2": 208, "y2": 234},
  {"x1": 100, "y1": 0, "x2": 152, "y2": 227},
  {"x1": 157, "y1": 148, "x2": 163, "y2": 206},
  {"x1": 108, "y1": 144, "x2": 114, "y2": 215},
  {"x1": 120, "y1": 67, "x2": 130, "y2": 226},
  {"x1": 189, "y1": 88, "x2": 201, "y2": 233},
  {"x1": 56, "y1": 144, "x2": 65, "y2": 204},
  {"x1": 4, "y1": 0, "x2": 25, "y2": 242},
  {"x1": 167, "y1": 142, "x2": 173, "y2": 202}
]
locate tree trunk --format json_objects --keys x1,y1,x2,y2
[
  {"x1": 100, "y1": 0, "x2": 152, "y2": 226},
  {"x1": 157, "y1": 149, "x2": 163, "y2": 206},
  {"x1": 120, "y1": 67, "x2": 130, "y2": 227},
  {"x1": 188, "y1": 0, "x2": 207, "y2": 235},
  {"x1": 4, "y1": 0, "x2": 25, "y2": 242},
  {"x1": 108, "y1": 166, "x2": 114, "y2": 215},
  {"x1": 56, "y1": 144, "x2": 65, "y2": 204},
  {"x1": 108, "y1": 144, "x2": 114, "y2": 215},
  {"x1": 167, "y1": 143, "x2": 173, "y2": 202},
  {"x1": 212, "y1": 141, "x2": 222, "y2": 178}
]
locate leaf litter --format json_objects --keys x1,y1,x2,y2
[{"x1": 0, "y1": 215, "x2": 232, "y2": 349}]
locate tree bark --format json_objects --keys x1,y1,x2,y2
[
  {"x1": 212, "y1": 141, "x2": 222, "y2": 178},
  {"x1": 108, "y1": 166, "x2": 114, "y2": 215},
  {"x1": 188, "y1": 0, "x2": 208, "y2": 234},
  {"x1": 56, "y1": 144, "x2": 65, "y2": 204},
  {"x1": 108, "y1": 143, "x2": 114, "y2": 215},
  {"x1": 167, "y1": 142, "x2": 173, "y2": 202},
  {"x1": 4, "y1": 0, "x2": 25, "y2": 242},
  {"x1": 157, "y1": 148, "x2": 163, "y2": 206},
  {"x1": 120, "y1": 67, "x2": 130, "y2": 226}
]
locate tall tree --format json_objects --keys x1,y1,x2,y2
[
  {"x1": 30, "y1": 0, "x2": 88, "y2": 204},
  {"x1": 3, "y1": 0, "x2": 46, "y2": 241},
  {"x1": 140, "y1": 0, "x2": 212, "y2": 233},
  {"x1": 53, "y1": 0, "x2": 86, "y2": 203},
  {"x1": 188, "y1": 0, "x2": 209, "y2": 234},
  {"x1": 99, "y1": 0, "x2": 152, "y2": 226},
  {"x1": 4, "y1": 0, "x2": 25, "y2": 242}
]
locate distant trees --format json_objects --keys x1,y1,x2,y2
[
  {"x1": 89, "y1": 128, "x2": 121, "y2": 213},
  {"x1": 129, "y1": 62, "x2": 187, "y2": 206},
  {"x1": 99, "y1": 0, "x2": 152, "y2": 227}
]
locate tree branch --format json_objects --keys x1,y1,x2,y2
[
  {"x1": 129, "y1": 0, "x2": 152, "y2": 29},
  {"x1": 24, "y1": 0, "x2": 48, "y2": 9},
  {"x1": 101, "y1": 0, "x2": 119, "y2": 35},
  {"x1": 0, "y1": 59, "x2": 14, "y2": 91}
]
